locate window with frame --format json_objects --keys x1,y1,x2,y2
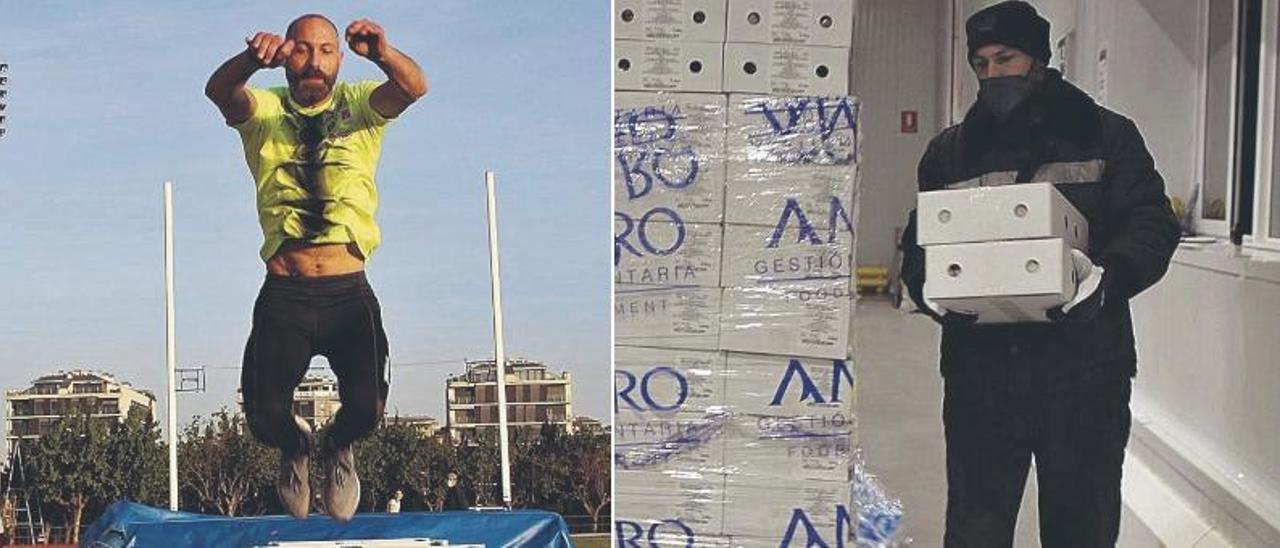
[
  {"x1": 1250, "y1": 0, "x2": 1280, "y2": 250},
  {"x1": 1199, "y1": 0, "x2": 1237, "y2": 231},
  {"x1": 1200, "y1": 0, "x2": 1263, "y2": 239}
]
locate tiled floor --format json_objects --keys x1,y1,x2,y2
[{"x1": 852, "y1": 297, "x2": 1157, "y2": 547}]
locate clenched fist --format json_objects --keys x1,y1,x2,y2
[
  {"x1": 346, "y1": 19, "x2": 389, "y2": 61},
  {"x1": 245, "y1": 32, "x2": 294, "y2": 69}
]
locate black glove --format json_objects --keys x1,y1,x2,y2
[
  {"x1": 941, "y1": 310, "x2": 981, "y2": 328},
  {"x1": 921, "y1": 295, "x2": 980, "y2": 327},
  {"x1": 1047, "y1": 250, "x2": 1108, "y2": 323}
]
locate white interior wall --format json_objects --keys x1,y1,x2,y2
[
  {"x1": 1105, "y1": 0, "x2": 1201, "y2": 203},
  {"x1": 849, "y1": 0, "x2": 943, "y2": 270}
]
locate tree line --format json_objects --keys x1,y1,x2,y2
[{"x1": 3, "y1": 410, "x2": 610, "y2": 544}]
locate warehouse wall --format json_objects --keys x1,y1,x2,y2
[
  {"x1": 941, "y1": 0, "x2": 1280, "y2": 544},
  {"x1": 849, "y1": 0, "x2": 944, "y2": 272}
]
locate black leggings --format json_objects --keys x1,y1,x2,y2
[{"x1": 241, "y1": 271, "x2": 389, "y2": 454}]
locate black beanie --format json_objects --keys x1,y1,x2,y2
[{"x1": 966, "y1": 1, "x2": 1051, "y2": 65}]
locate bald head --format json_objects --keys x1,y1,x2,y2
[{"x1": 286, "y1": 14, "x2": 339, "y2": 41}]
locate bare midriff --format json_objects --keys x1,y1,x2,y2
[{"x1": 265, "y1": 241, "x2": 365, "y2": 277}]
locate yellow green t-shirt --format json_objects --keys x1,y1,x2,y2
[{"x1": 233, "y1": 80, "x2": 390, "y2": 262}]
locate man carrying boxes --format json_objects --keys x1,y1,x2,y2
[{"x1": 898, "y1": 2, "x2": 1180, "y2": 547}]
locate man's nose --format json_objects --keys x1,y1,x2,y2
[{"x1": 981, "y1": 64, "x2": 1015, "y2": 79}]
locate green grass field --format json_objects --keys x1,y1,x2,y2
[{"x1": 571, "y1": 533, "x2": 611, "y2": 548}]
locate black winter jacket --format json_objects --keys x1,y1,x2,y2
[{"x1": 901, "y1": 68, "x2": 1181, "y2": 381}]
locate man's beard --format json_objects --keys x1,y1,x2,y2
[{"x1": 287, "y1": 68, "x2": 337, "y2": 106}]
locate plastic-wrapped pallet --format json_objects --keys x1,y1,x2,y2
[
  {"x1": 615, "y1": 92, "x2": 729, "y2": 350},
  {"x1": 720, "y1": 94, "x2": 861, "y2": 359},
  {"x1": 613, "y1": 88, "x2": 874, "y2": 547}
]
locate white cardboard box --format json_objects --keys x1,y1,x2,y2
[
  {"x1": 727, "y1": 0, "x2": 855, "y2": 47},
  {"x1": 723, "y1": 43, "x2": 849, "y2": 96},
  {"x1": 719, "y1": 424, "x2": 851, "y2": 483},
  {"x1": 616, "y1": 219, "x2": 724, "y2": 287},
  {"x1": 616, "y1": 39, "x2": 725, "y2": 93},
  {"x1": 917, "y1": 182, "x2": 1089, "y2": 249},
  {"x1": 616, "y1": 286, "x2": 723, "y2": 349},
  {"x1": 721, "y1": 479, "x2": 854, "y2": 542},
  {"x1": 614, "y1": 352, "x2": 728, "y2": 476},
  {"x1": 924, "y1": 238, "x2": 1076, "y2": 324},
  {"x1": 720, "y1": 223, "x2": 853, "y2": 287},
  {"x1": 719, "y1": 279, "x2": 852, "y2": 359},
  {"x1": 616, "y1": 0, "x2": 729, "y2": 43},
  {"x1": 722, "y1": 353, "x2": 855, "y2": 416},
  {"x1": 726, "y1": 94, "x2": 860, "y2": 166},
  {"x1": 721, "y1": 354, "x2": 853, "y2": 484},
  {"x1": 615, "y1": 347, "x2": 726, "y2": 418},
  {"x1": 725, "y1": 93, "x2": 860, "y2": 226},
  {"x1": 724, "y1": 163, "x2": 858, "y2": 227},
  {"x1": 616, "y1": 431, "x2": 726, "y2": 484},
  {"x1": 614, "y1": 496, "x2": 731, "y2": 547},
  {"x1": 615, "y1": 92, "x2": 728, "y2": 224},
  {"x1": 722, "y1": 434, "x2": 851, "y2": 485},
  {"x1": 721, "y1": 435, "x2": 851, "y2": 485}
]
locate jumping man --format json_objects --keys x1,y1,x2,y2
[{"x1": 205, "y1": 13, "x2": 427, "y2": 521}]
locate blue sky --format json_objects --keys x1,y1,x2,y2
[{"x1": 0, "y1": 1, "x2": 610, "y2": 431}]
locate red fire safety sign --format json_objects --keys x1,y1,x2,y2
[{"x1": 901, "y1": 110, "x2": 918, "y2": 134}]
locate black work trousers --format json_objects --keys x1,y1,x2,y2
[
  {"x1": 942, "y1": 360, "x2": 1132, "y2": 548},
  {"x1": 241, "y1": 271, "x2": 389, "y2": 455}
]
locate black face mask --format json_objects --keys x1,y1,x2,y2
[{"x1": 978, "y1": 75, "x2": 1034, "y2": 119}]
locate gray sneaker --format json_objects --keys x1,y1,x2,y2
[
  {"x1": 276, "y1": 416, "x2": 313, "y2": 519},
  {"x1": 322, "y1": 436, "x2": 360, "y2": 522}
]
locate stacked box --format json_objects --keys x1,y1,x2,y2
[
  {"x1": 718, "y1": 353, "x2": 856, "y2": 545},
  {"x1": 615, "y1": 0, "x2": 728, "y2": 94},
  {"x1": 726, "y1": 0, "x2": 855, "y2": 47},
  {"x1": 615, "y1": 285, "x2": 723, "y2": 350},
  {"x1": 614, "y1": 94, "x2": 861, "y2": 543},
  {"x1": 616, "y1": 5, "x2": 862, "y2": 545},
  {"x1": 723, "y1": 42, "x2": 850, "y2": 96},
  {"x1": 615, "y1": 92, "x2": 729, "y2": 224},
  {"x1": 615, "y1": 93, "x2": 729, "y2": 350},
  {"x1": 616, "y1": 39, "x2": 727, "y2": 93},
  {"x1": 720, "y1": 94, "x2": 859, "y2": 359},
  {"x1": 723, "y1": 0, "x2": 854, "y2": 96},
  {"x1": 617, "y1": 0, "x2": 729, "y2": 43},
  {"x1": 925, "y1": 238, "x2": 1077, "y2": 323},
  {"x1": 916, "y1": 183, "x2": 1089, "y2": 248},
  {"x1": 615, "y1": 347, "x2": 730, "y2": 546},
  {"x1": 919, "y1": 183, "x2": 1091, "y2": 323}
]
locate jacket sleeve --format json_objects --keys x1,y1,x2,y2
[
  {"x1": 1097, "y1": 117, "x2": 1182, "y2": 301},
  {"x1": 901, "y1": 138, "x2": 944, "y2": 321}
]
